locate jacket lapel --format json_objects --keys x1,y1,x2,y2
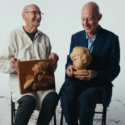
[
  {"x1": 92, "y1": 27, "x2": 106, "y2": 58},
  {"x1": 79, "y1": 31, "x2": 88, "y2": 48}
]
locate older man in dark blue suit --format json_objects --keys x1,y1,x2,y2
[{"x1": 59, "y1": 2, "x2": 120, "y2": 125}]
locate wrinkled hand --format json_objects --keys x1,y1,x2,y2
[
  {"x1": 9, "y1": 57, "x2": 20, "y2": 70},
  {"x1": 75, "y1": 70, "x2": 97, "y2": 81},
  {"x1": 66, "y1": 65, "x2": 73, "y2": 77},
  {"x1": 49, "y1": 53, "x2": 59, "y2": 65}
]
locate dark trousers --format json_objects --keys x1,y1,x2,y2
[
  {"x1": 61, "y1": 82, "x2": 102, "y2": 125},
  {"x1": 14, "y1": 92, "x2": 59, "y2": 125}
]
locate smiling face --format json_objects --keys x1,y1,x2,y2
[
  {"x1": 81, "y1": 10, "x2": 98, "y2": 34},
  {"x1": 22, "y1": 5, "x2": 41, "y2": 28},
  {"x1": 81, "y1": 2, "x2": 102, "y2": 36}
]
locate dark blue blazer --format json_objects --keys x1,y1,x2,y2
[{"x1": 59, "y1": 26, "x2": 120, "y2": 107}]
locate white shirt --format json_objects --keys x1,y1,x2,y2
[{"x1": 0, "y1": 27, "x2": 55, "y2": 110}]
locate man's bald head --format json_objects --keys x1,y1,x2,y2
[
  {"x1": 82, "y1": 2, "x2": 100, "y2": 17},
  {"x1": 22, "y1": 4, "x2": 40, "y2": 13}
]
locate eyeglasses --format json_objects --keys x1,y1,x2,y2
[{"x1": 25, "y1": 11, "x2": 44, "y2": 16}]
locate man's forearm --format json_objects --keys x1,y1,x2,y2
[
  {"x1": 0, "y1": 59, "x2": 15, "y2": 73},
  {"x1": 96, "y1": 64, "x2": 120, "y2": 83}
]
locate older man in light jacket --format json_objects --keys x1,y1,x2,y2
[{"x1": 0, "y1": 4, "x2": 59, "y2": 125}]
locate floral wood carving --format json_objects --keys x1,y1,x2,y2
[{"x1": 24, "y1": 62, "x2": 54, "y2": 90}]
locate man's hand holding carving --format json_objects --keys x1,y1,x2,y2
[
  {"x1": 75, "y1": 70, "x2": 98, "y2": 81},
  {"x1": 9, "y1": 57, "x2": 20, "y2": 70},
  {"x1": 66, "y1": 65, "x2": 74, "y2": 77},
  {"x1": 49, "y1": 53, "x2": 59, "y2": 65}
]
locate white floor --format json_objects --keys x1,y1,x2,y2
[{"x1": 0, "y1": 86, "x2": 125, "y2": 125}]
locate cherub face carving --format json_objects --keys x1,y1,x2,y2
[
  {"x1": 24, "y1": 62, "x2": 54, "y2": 90},
  {"x1": 70, "y1": 47, "x2": 92, "y2": 70}
]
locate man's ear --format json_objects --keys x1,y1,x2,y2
[
  {"x1": 22, "y1": 12, "x2": 25, "y2": 20},
  {"x1": 98, "y1": 14, "x2": 102, "y2": 21}
]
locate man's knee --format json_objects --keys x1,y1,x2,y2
[
  {"x1": 61, "y1": 83, "x2": 81, "y2": 103},
  {"x1": 61, "y1": 92, "x2": 77, "y2": 109},
  {"x1": 18, "y1": 95, "x2": 36, "y2": 110},
  {"x1": 78, "y1": 92, "x2": 98, "y2": 108},
  {"x1": 43, "y1": 92, "x2": 59, "y2": 106}
]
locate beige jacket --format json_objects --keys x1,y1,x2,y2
[{"x1": 0, "y1": 27, "x2": 55, "y2": 110}]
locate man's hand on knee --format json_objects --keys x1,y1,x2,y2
[
  {"x1": 75, "y1": 70, "x2": 98, "y2": 81},
  {"x1": 66, "y1": 65, "x2": 73, "y2": 77}
]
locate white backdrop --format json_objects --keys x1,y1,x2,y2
[{"x1": 0, "y1": 0, "x2": 125, "y2": 125}]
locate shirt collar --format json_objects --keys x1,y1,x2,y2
[
  {"x1": 19, "y1": 26, "x2": 42, "y2": 35},
  {"x1": 86, "y1": 26, "x2": 100, "y2": 42}
]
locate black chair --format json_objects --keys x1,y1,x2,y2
[
  {"x1": 60, "y1": 55, "x2": 107, "y2": 125},
  {"x1": 60, "y1": 105, "x2": 107, "y2": 125},
  {"x1": 11, "y1": 94, "x2": 56, "y2": 125}
]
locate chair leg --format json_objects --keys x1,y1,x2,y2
[
  {"x1": 101, "y1": 106, "x2": 104, "y2": 125},
  {"x1": 104, "y1": 106, "x2": 107, "y2": 125},
  {"x1": 11, "y1": 97, "x2": 13, "y2": 125},
  {"x1": 11, "y1": 94, "x2": 15, "y2": 125},
  {"x1": 54, "y1": 112, "x2": 56, "y2": 125},
  {"x1": 102, "y1": 106, "x2": 107, "y2": 125},
  {"x1": 13, "y1": 102, "x2": 15, "y2": 118},
  {"x1": 60, "y1": 111, "x2": 63, "y2": 125}
]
